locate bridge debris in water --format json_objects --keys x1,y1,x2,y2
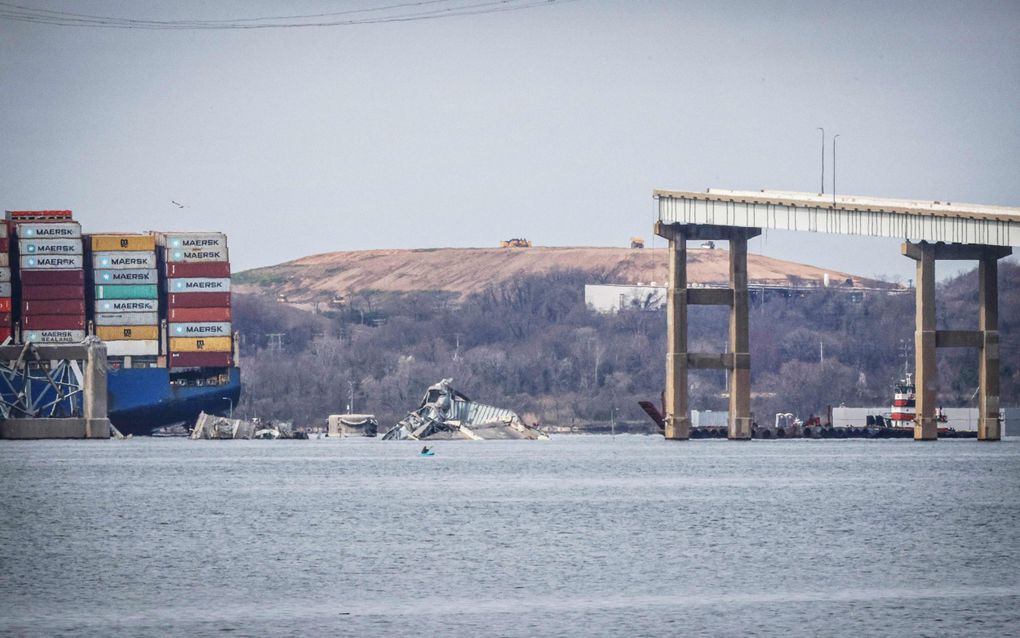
[
  {"x1": 382, "y1": 378, "x2": 547, "y2": 440},
  {"x1": 327, "y1": 414, "x2": 378, "y2": 437},
  {"x1": 190, "y1": 411, "x2": 305, "y2": 439}
]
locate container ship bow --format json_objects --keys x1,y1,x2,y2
[{"x1": 1, "y1": 210, "x2": 240, "y2": 435}]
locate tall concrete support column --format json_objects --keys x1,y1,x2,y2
[
  {"x1": 978, "y1": 258, "x2": 1001, "y2": 441},
  {"x1": 664, "y1": 227, "x2": 689, "y2": 440},
  {"x1": 903, "y1": 241, "x2": 1012, "y2": 442},
  {"x1": 728, "y1": 236, "x2": 752, "y2": 440},
  {"x1": 83, "y1": 339, "x2": 111, "y2": 439},
  {"x1": 656, "y1": 222, "x2": 760, "y2": 441},
  {"x1": 913, "y1": 243, "x2": 938, "y2": 441}
]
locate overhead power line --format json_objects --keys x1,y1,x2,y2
[
  {"x1": 0, "y1": 0, "x2": 575, "y2": 29},
  {"x1": 2, "y1": 0, "x2": 456, "y2": 24}
]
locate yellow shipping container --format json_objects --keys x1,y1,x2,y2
[
  {"x1": 90, "y1": 234, "x2": 157, "y2": 252},
  {"x1": 169, "y1": 336, "x2": 233, "y2": 352},
  {"x1": 96, "y1": 325, "x2": 160, "y2": 341}
]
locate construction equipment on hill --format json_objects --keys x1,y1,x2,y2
[
  {"x1": 630, "y1": 237, "x2": 645, "y2": 249},
  {"x1": 500, "y1": 238, "x2": 532, "y2": 248}
]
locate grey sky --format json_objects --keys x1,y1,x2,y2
[{"x1": 1, "y1": 0, "x2": 1018, "y2": 280}]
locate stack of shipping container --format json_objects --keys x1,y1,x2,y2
[
  {"x1": 0, "y1": 212, "x2": 236, "y2": 372},
  {"x1": 158, "y1": 233, "x2": 233, "y2": 368},
  {"x1": 0, "y1": 223, "x2": 9, "y2": 343},
  {"x1": 88, "y1": 234, "x2": 160, "y2": 362},
  {"x1": 10, "y1": 211, "x2": 87, "y2": 344}
]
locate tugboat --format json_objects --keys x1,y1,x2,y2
[
  {"x1": 889, "y1": 372, "x2": 951, "y2": 434},
  {"x1": 889, "y1": 373, "x2": 917, "y2": 429}
]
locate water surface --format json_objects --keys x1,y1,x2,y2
[{"x1": 2, "y1": 436, "x2": 1018, "y2": 636}]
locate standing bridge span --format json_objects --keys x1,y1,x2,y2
[{"x1": 653, "y1": 188, "x2": 1019, "y2": 442}]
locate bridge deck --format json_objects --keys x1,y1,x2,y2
[{"x1": 655, "y1": 189, "x2": 1020, "y2": 248}]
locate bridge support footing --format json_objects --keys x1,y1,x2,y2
[
  {"x1": 0, "y1": 417, "x2": 110, "y2": 439},
  {"x1": 0, "y1": 339, "x2": 112, "y2": 440}
]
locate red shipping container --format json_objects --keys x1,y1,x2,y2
[
  {"x1": 0, "y1": 327, "x2": 11, "y2": 342},
  {"x1": 7, "y1": 210, "x2": 72, "y2": 220},
  {"x1": 167, "y1": 307, "x2": 232, "y2": 322},
  {"x1": 21, "y1": 314, "x2": 85, "y2": 330},
  {"x1": 21, "y1": 299, "x2": 86, "y2": 315},
  {"x1": 169, "y1": 351, "x2": 233, "y2": 368},
  {"x1": 20, "y1": 270, "x2": 85, "y2": 286},
  {"x1": 0, "y1": 313, "x2": 10, "y2": 327},
  {"x1": 0, "y1": 238, "x2": 7, "y2": 252},
  {"x1": 166, "y1": 292, "x2": 231, "y2": 308},
  {"x1": 164, "y1": 262, "x2": 231, "y2": 278},
  {"x1": 20, "y1": 285, "x2": 85, "y2": 300},
  {"x1": 0, "y1": 298, "x2": 9, "y2": 313}
]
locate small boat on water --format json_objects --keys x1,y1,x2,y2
[
  {"x1": 888, "y1": 373, "x2": 918, "y2": 433},
  {"x1": 888, "y1": 372, "x2": 958, "y2": 434}
]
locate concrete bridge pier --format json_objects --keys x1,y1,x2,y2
[
  {"x1": 0, "y1": 340, "x2": 111, "y2": 439},
  {"x1": 657, "y1": 222, "x2": 688, "y2": 439},
  {"x1": 655, "y1": 222, "x2": 760, "y2": 440},
  {"x1": 903, "y1": 241, "x2": 1012, "y2": 441},
  {"x1": 83, "y1": 339, "x2": 111, "y2": 438}
]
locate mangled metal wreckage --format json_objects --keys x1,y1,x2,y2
[
  {"x1": 382, "y1": 378, "x2": 547, "y2": 441},
  {"x1": 190, "y1": 411, "x2": 305, "y2": 440}
]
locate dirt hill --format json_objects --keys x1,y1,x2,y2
[{"x1": 233, "y1": 246, "x2": 897, "y2": 303}]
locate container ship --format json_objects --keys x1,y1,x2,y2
[{"x1": 2, "y1": 209, "x2": 240, "y2": 436}]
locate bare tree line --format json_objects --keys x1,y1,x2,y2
[{"x1": 233, "y1": 263, "x2": 1019, "y2": 429}]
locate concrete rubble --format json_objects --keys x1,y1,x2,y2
[
  {"x1": 190, "y1": 411, "x2": 304, "y2": 439},
  {"x1": 327, "y1": 414, "x2": 378, "y2": 437},
  {"x1": 382, "y1": 378, "x2": 547, "y2": 441}
]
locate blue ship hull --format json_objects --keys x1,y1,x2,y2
[{"x1": 107, "y1": 367, "x2": 241, "y2": 436}]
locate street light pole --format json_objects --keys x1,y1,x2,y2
[
  {"x1": 222, "y1": 397, "x2": 233, "y2": 420},
  {"x1": 832, "y1": 134, "x2": 840, "y2": 205},
  {"x1": 347, "y1": 380, "x2": 354, "y2": 414},
  {"x1": 816, "y1": 127, "x2": 825, "y2": 194}
]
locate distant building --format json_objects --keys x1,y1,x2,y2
[
  {"x1": 585, "y1": 277, "x2": 896, "y2": 314},
  {"x1": 585, "y1": 284, "x2": 665, "y2": 314}
]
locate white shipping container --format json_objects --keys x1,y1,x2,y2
[
  {"x1": 25, "y1": 330, "x2": 86, "y2": 344},
  {"x1": 17, "y1": 238, "x2": 83, "y2": 255},
  {"x1": 163, "y1": 245, "x2": 229, "y2": 263},
  {"x1": 0, "y1": 282, "x2": 10, "y2": 297},
  {"x1": 19, "y1": 255, "x2": 83, "y2": 269},
  {"x1": 169, "y1": 322, "x2": 232, "y2": 337},
  {"x1": 97, "y1": 298, "x2": 159, "y2": 313},
  {"x1": 92, "y1": 251, "x2": 157, "y2": 269},
  {"x1": 104, "y1": 340, "x2": 160, "y2": 356},
  {"x1": 167, "y1": 277, "x2": 231, "y2": 293},
  {"x1": 15, "y1": 222, "x2": 81, "y2": 239},
  {"x1": 94, "y1": 312, "x2": 160, "y2": 326},
  {"x1": 159, "y1": 232, "x2": 227, "y2": 250},
  {"x1": 0, "y1": 224, "x2": 6, "y2": 239},
  {"x1": 0, "y1": 254, "x2": 7, "y2": 267},
  {"x1": 0, "y1": 268, "x2": 9, "y2": 283},
  {"x1": 94, "y1": 269, "x2": 158, "y2": 284}
]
